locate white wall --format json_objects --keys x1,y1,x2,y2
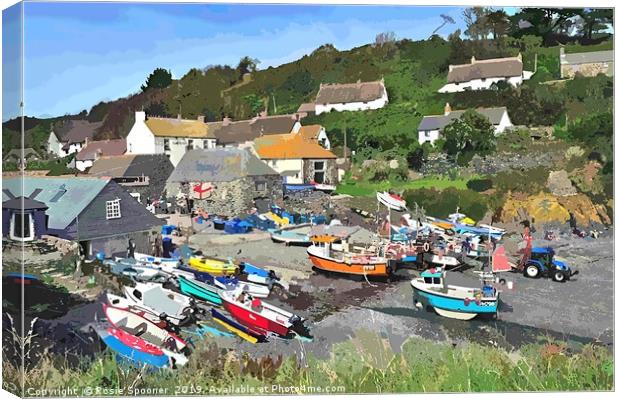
[
  {"x1": 418, "y1": 129, "x2": 441, "y2": 145},
  {"x1": 494, "y1": 111, "x2": 513, "y2": 135},
  {"x1": 315, "y1": 91, "x2": 388, "y2": 115},
  {"x1": 47, "y1": 131, "x2": 63, "y2": 157},
  {"x1": 438, "y1": 76, "x2": 524, "y2": 93},
  {"x1": 75, "y1": 159, "x2": 94, "y2": 172},
  {"x1": 317, "y1": 127, "x2": 331, "y2": 150},
  {"x1": 60, "y1": 142, "x2": 84, "y2": 157},
  {"x1": 264, "y1": 158, "x2": 304, "y2": 184},
  {"x1": 126, "y1": 111, "x2": 156, "y2": 155}
]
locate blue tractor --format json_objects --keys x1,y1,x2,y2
[{"x1": 522, "y1": 247, "x2": 578, "y2": 282}]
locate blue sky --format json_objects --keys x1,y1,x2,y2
[{"x1": 3, "y1": 2, "x2": 494, "y2": 120}]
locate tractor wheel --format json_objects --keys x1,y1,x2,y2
[
  {"x1": 524, "y1": 265, "x2": 540, "y2": 279},
  {"x1": 552, "y1": 271, "x2": 567, "y2": 283}
]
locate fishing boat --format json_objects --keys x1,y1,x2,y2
[
  {"x1": 103, "y1": 304, "x2": 189, "y2": 366},
  {"x1": 134, "y1": 252, "x2": 180, "y2": 266},
  {"x1": 123, "y1": 283, "x2": 194, "y2": 326},
  {"x1": 95, "y1": 326, "x2": 170, "y2": 368},
  {"x1": 177, "y1": 275, "x2": 222, "y2": 305},
  {"x1": 270, "y1": 223, "x2": 312, "y2": 246},
  {"x1": 411, "y1": 268, "x2": 499, "y2": 320},
  {"x1": 238, "y1": 262, "x2": 287, "y2": 290},
  {"x1": 210, "y1": 308, "x2": 266, "y2": 343},
  {"x1": 220, "y1": 289, "x2": 309, "y2": 338},
  {"x1": 307, "y1": 236, "x2": 393, "y2": 278},
  {"x1": 376, "y1": 191, "x2": 407, "y2": 211},
  {"x1": 121, "y1": 266, "x2": 171, "y2": 283},
  {"x1": 188, "y1": 256, "x2": 238, "y2": 276},
  {"x1": 214, "y1": 276, "x2": 271, "y2": 298},
  {"x1": 105, "y1": 293, "x2": 173, "y2": 329},
  {"x1": 312, "y1": 182, "x2": 337, "y2": 192},
  {"x1": 283, "y1": 183, "x2": 315, "y2": 192}
]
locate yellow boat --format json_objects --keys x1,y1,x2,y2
[
  {"x1": 461, "y1": 217, "x2": 476, "y2": 226},
  {"x1": 264, "y1": 212, "x2": 290, "y2": 226},
  {"x1": 188, "y1": 256, "x2": 238, "y2": 276}
]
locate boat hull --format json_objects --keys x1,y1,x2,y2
[
  {"x1": 177, "y1": 275, "x2": 222, "y2": 305},
  {"x1": 411, "y1": 283, "x2": 498, "y2": 320},
  {"x1": 222, "y1": 300, "x2": 290, "y2": 337},
  {"x1": 188, "y1": 257, "x2": 238, "y2": 276},
  {"x1": 308, "y1": 250, "x2": 391, "y2": 277},
  {"x1": 97, "y1": 327, "x2": 169, "y2": 368}
]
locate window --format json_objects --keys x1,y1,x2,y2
[
  {"x1": 433, "y1": 277, "x2": 441, "y2": 284},
  {"x1": 163, "y1": 139, "x2": 170, "y2": 151},
  {"x1": 106, "y1": 199, "x2": 121, "y2": 219},
  {"x1": 187, "y1": 139, "x2": 194, "y2": 150},
  {"x1": 255, "y1": 182, "x2": 266, "y2": 192},
  {"x1": 13, "y1": 213, "x2": 31, "y2": 239},
  {"x1": 424, "y1": 131, "x2": 431, "y2": 138},
  {"x1": 423, "y1": 277, "x2": 432, "y2": 284},
  {"x1": 203, "y1": 139, "x2": 209, "y2": 148},
  {"x1": 314, "y1": 161, "x2": 325, "y2": 171}
]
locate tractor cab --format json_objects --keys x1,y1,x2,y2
[{"x1": 523, "y1": 246, "x2": 577, "y2": 282}]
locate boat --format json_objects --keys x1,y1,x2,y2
[
  {"x1": 220, "y1": 289, "x2": 309, "y2": 338},
  {"x1": 133, "y1": 252, "x2": 180, "y2": 266},
  {"x1": 283, "y1": 183, "x2": 315, "y2": 193},
  {"x1": 312, "y1": 182, "x2": 337, "y2": 192},
  {"x1": 307, "y1": 236, "x2": 393, "y2": 278},
  {"x1": 105, "y1": 293, "x2": 176, "y2": 329},
  {"x1": 188, "y1": 256, "x2": 238, "y2": 276},
  {"x1": 5, "y1": 272, "x2": 39, "y2": 284},
  {"x1": 121, "y1": 266, "x2": 171, "y2": 283},
  {"x1": 376, "y1": 191, "x2": 407, "y2": 211},
  {"x1": 270, "y1": 224, "x2": 312, "y2": 246},
  {"x1": 214, "y1": 276, "x2": 271, "y2": 298},
  {"x1": 123, "y1": 283, "x2": 194, "y2": 326},
  {"x1": 263, "y1": 212, "x2": 290, "y2": 226},
  {"x1": 210, "y1": 308, "x2": 266, "y2": 343},
  {"x1": 177, "y1": 275, "x2": 222, "y2": 305},
  {"x1": 238, "y1": 262, "x2": 286, "y2": 289},
  {"x1": 103, "y1": 304, "x2": 189, "y2": 366},
  {"x1": 411, "y1": 268, "x2": 499, "y2": 320},
  {"x1": 95, "y1": 326, "x2": 170, "y2": 368}
]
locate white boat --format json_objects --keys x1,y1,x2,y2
[
  {"x1": 103, "y1": 303, "x2": 189, "y2": 366},
  {"x1": 376, "y1": 191, "x2": 407, "y2": 211},
  {"x1": 121, "y1": 266, "x2": 171, "y2": 283},
  {"x1": 215, "y1": 277, "x2": 271, "y2": 298},
  {"x1": 123, "y1": 283, "x2": 194, "y2": 326},
  {"x1": 313, "y1": 183, "x2": 337, "y2": 192},
  {"x1": 133, "y1": 252, "x2": 180, "y2": 267}
]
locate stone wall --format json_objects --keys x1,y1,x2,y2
[
  {"x1": 302, "y1": 158, "x2": 338, "y2": 185},
  {"x1": 562, "y1": 61, "x2": 613, "y2": 79}
]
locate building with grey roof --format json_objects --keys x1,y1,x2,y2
[
  {"x1": 560, "y1": 47, "x2": 613, "y2": 79},
  {"x1": 417, "y1": 103, "x2": 513, "y2": 145},
  {"x1": 2, "y1": 176, "x2": 163, "y2": 257},
  {"x1": 209, "y1": 114, "x2": 302, "y2": 146},
  {"x1": 313, "y1": 79, "x2": 388, "y2": 115},
  {"x1": 166, "y1": 148, "x2": 282, "y2": 216}
]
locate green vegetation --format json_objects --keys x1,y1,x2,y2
[
  {"x1": 3, "y1": 333, "x2": 612, "y2": 396},
  {"x1": 141, "y1": 68, "x2": 173, "y2": 92},
  {"x1": 336, "y1": 176, "x2": 471, "y2": 197},
  {"x1": 404, "y1": 187, "x2": 489, "y2": 220}
]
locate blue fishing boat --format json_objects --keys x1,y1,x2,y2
[
  {"x1": 239, "y1": 261, "x2": 270, "y2": 278},
  {"x1": 283, "y1": 183, "x2": 315, "y2": 192},
  {"x1": 411, "y1": 268, "x2": 498, "y2": 320},
  {"x1": 177, "y1": 275, "x2": 222, "y2": 305},
  {"x1": 270, "y1": 224, "x2": 312, "y2": 246},
  {"x1": 95, "y1": 327, "x2": 169, "y2": 368}
]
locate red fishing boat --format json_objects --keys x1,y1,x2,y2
[
  {"x1": 220, "y1": 290, "x2": 309, "y2": 338},
  {"x1": 109, "y1": 327, "x2": 164, "y2": 356}
]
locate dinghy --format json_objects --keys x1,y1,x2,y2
[
  {"x1": 177, "y1": 275, "x2": 222, "y2": 305},
  {"x1": 105, "y1": 293, "x2": 175, "y2": 330},
  {"x1": 221, "y1": 290, "x2": 309, "y2": 338},
  {"x1": 411, "y1": 268, "x2": 498, "y2": 320},
  {"x1": 103, "y1": 304, "x2": 189, "y2": 366},
  {"x1": 376, "y1": 191, "x2": 407, "y2": 211},
  {"x1": 123, "y1": 283, "x2": 194, "y2": 326},
  {"x1": 188, "y1": 256, "x2": 238, "y2": 276},
  {"x1": 134, "y1": 252, "x2": 180, "y2": 267},
  {"x1": 214, "y1": 277, "x2": 271, "y2": 298},
  {"x1": 95, "y1": 326, "x2": 170, "y2": 368},
  {"x1": 270, "y1": 224, "x2": 312, "y2": 246},
  {"x1": 210, "y1": 308, "x2": 266, "y2": 343},
  {"x1": 121, "y1": 266, "x2": 170, "y2": 283}
]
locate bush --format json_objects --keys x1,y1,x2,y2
[
  {"x1": 492, "y1": 166, "x2": 549, "y2": 195},
  {"x1": 467, "y1": 178, "x2": 493, "y2": 192},
  {"x1": 403, "y1": 187, "x2": 489, "y2": 220}
]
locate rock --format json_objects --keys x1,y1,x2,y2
[
  {"x1": 546, "y1": 170, "x2": 577, "y2": 197},
  {"x1": 388, "y1": 159, "x2": 399, "y2": 169}
]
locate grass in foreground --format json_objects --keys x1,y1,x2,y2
[
  {"x1": 336, "y1": 177, "x2": 471, "y2": 197},
  {"x1": 3, "y1": 330, "x2": 612, "y2": 396}
]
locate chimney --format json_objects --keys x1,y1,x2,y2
[
  {"x1": 444, "y1": 103, "x2": 452, "y2": 116},
  {"x1": 84, "y1": 137, "x2": 89, "y2": 146},
  {"x1": 516, "y1": 52, "x2": 523, "y2": 62},
  {"x1": 177, "y1": 114, "x2": 182, "y2": 120},
  {"x1": 197, "y1": 115, "x2": 205, "y2": 123},
  {"x1": 471, "y1": 55, "x2": 476, "y2": 64},
  {"x1": 222, "y1": 116, "x2": 231, "y2": 126},
  {"x1": 135, "y1": 111, "x2": 146, "y2": 122}
]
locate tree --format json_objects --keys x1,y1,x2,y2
[
  {"x1": 236, "y1": 56, "x2": 260, "y2": 78},
  {"x1": 510, "y1": 8, "x2": 581, "y2": 45},
  {"x1": 463, "y1": 7, "x2": 492, "y2": 40},
  {"x1": 441, "y1": 109, "x2": 496, "y2": 164},
  {"x1": 374, "y1": 31, "x2": 396, "y2": 47},
  {"x1": 141, "y1": 68, "x2": 172, "y2": 92},
  {"x1": 243, "y1": 94, "x2": 264, "y2": 116},
  {"x1": 486, "y1": 10, "x2": 510, "y2": 39},
  {"x1": 576, "y1": 9, "x2": 613, "y2": 40},
  {"x1": 430, "y1": 15, "x2": 456, "y2": 37}
]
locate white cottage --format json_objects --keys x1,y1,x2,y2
[
  {"x1": 418, "y1": 103, "x2": 513, "y2": 145},
  {"x1": 46, "y1": 120, "x2": 103, "y2": 158},
  {"x1": 125, "y1": 112, "x2": 216, "y2": 166},
  {"x1": 438, "y1": 54, "x2": 534, "y2": 93},
  {"x1": 314, "y1": 79, "x2": 388, "y2": 115}
]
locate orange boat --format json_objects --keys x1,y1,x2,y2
[{"x1": 307, "y1": 237, "x2": 393, "y2": 277}]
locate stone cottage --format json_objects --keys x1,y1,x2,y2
[{"x1": 166, "y1": 148, "x2": 282, "y2": 216}]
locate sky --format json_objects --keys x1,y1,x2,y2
[{"x1": 2, "y1": 2, "x2": 509, "y2": 121}]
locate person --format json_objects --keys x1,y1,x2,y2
[
  {"x1": 127, "y1": 238, "x2": 136, "y2": 259},
  {"x1": 154, "y1": 233, "x2": 163, "y2": 257}
]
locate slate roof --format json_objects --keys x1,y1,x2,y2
[
  {"x1": 209, "y1": 115, "x2": 299, "y2": 145},
  {"x1": 2, "y1": 196, "x2": 49, "y2": 211},
  {"x1": 418, "y1": 107, "x2": 508, "y2": 131},
  {"x1": 76, "y1": 139, "x2": 126, "y2": 161},
  {"x1": 298, "y1": 125, "x2": 323, "y2": 141},
  {"x1": 2, "y1": 177, "x2": 109, "y2": 230},
  {"x1": 55, "y1": 120, "x2": 103, "y2": 145},
  {"x1": 3, "y1": 148, "x2": 40, "y2": 161},
  {"x1": 167, "y1": 148, "x2": 279, "y2": 183},
  {"x1": 145, "y1": 116, "x2": 215, "y2": 138},
  {"x1": 447, "y1": 56, "x2": 523, "y2": 83},
  {"x1": 297, "y1": 103, "x2": 316, "y2": 113},
  {"x1": 561, "y1": 50, "x2": 613, "y2": 65},
  {"x1": 315, "y1": 80, "x2": 386, "y2": 104},
  {"x1": 88, "y1": 155, "x2": 137, "y2": 177},
  {"x1": 253, "y1": 133, "x2": 336, "y2": 160}
]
